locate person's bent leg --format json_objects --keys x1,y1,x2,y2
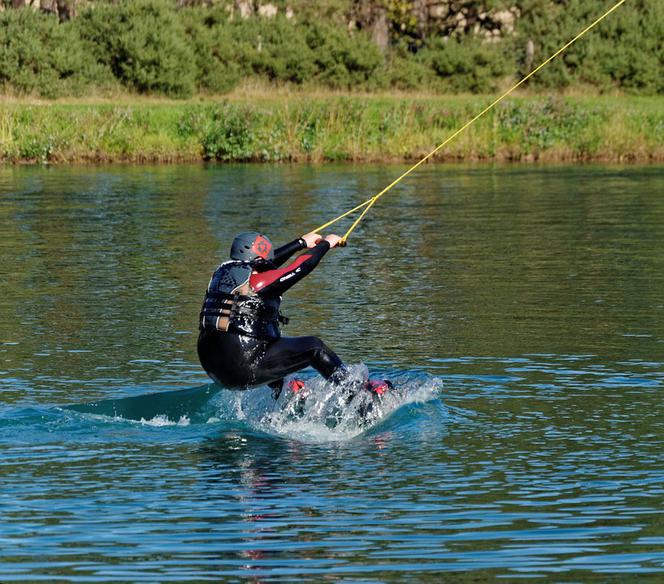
[{"x1": 252, "y1": 336, "x2": 345, "y2": 386}]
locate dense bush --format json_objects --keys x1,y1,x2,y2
[
  {"x1": 0, "y1": 0, "x2": 661, "y2": 98},
  {"x1": 179, "y1": 7, "x2": 241, "y2": 94},
  {"x1": 231, "y1": 17, "x2": 318, "y2": 84},
  {"x1": 179, "y1": 11, "x2": 383, "y2": 91},
  {"x1": 305, "y1": 21, "x2": 384, "y2": 89},
  {"x1": 76, "y1": 0, "x2": 196, "y2": 98},
  {"x1": 0, "y1": 9, "x2": 112, "y2": 98},
  {"x1": 513, "y1": 0, "x2": 664, "y2": 94},
  {"x1": 199, "y1": 103, "x2": 259, "y2": 161},
  {"x1": 419, "y1": 37, "x2": 509, "y2": 93},
  {"x1": 495, "y1": 97, "x2": 602, "y2": 154}
]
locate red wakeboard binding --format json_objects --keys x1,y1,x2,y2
[
  {"x1": 285, "y1": 378, "x2": 308, "y2": 416},
  {"x1": 270, "y1": 378, "x2": 306, "y2": 401},
  {"x1": 352, "y1": 378, "x2": 394, "y2": 422},
  {"x1": 287, "y1": 379, "x2": 306, "y2": 393},
  {"x1": 364, "y1": 379, "x2": 393, "y2": 396},
  {"x1": 341, "y1": 377, "x2": 394, "y2": 405}
]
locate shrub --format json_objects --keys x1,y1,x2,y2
[
  {"x1": 420, "y1": 37, "x2": 509, "y2": 93},
  {"x1": 0, "y1": 0, "x2": 661, "y2": 99},
  {"x1": 383, "y1": 43, "x2": 437, "y2": 91},
  {"x1": 180, "y1": 11, "x2": 383, "y2": 91},
  {"x1": 200, "y1": 103, "x2": 258, "y2": 161},
  {"x1": 237, "y1": 17, "x2": 318, "y2": 84},
  {"x1": 76, "y1": 0, "x2": 196, "y2": 98},
  {"x1": 179, "y1": 7, "x2": 241, "y2": 94},
  {"x1": 513, "y1": 0, "x2": 664, "y2": 94},
  {"x1": 0, "y1": 9, "x2": 112, "y2": 98},
  {"x1": 495, "y1": 97, "x2": 602, "y2": 154},
  {"x1": 305, "y1": 21, "x2": 384, "y2": 89}
]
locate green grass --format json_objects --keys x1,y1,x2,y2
[{"x1": 1, "y1": 95, "x2": 662, "y2": 164}]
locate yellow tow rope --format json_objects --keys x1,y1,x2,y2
[{"x1": 313, "y1": 0, "x2": 627, "y2": 245}]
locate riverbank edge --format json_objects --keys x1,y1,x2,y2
[{"x1": 1, "y1": 95, "x2": 662, "y2": 165}]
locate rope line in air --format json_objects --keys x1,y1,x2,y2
[{"x1": 312, "y1": 0, "x2": 627, "y2": 244}]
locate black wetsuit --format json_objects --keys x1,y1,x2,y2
[{"x1": 197, "y1": 238, "x2": 344, "y2": 390}]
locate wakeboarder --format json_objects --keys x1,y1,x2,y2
[{"x1": 197, "y1": 231, "x2": 390, "y2": 399}]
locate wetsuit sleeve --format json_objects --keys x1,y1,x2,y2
[
  {"x1": 272, "y1": 238, "x2": 307, "y2": 268},
  {"x1": 250, "y1": 241, "x2": 331, "y2": 296}
]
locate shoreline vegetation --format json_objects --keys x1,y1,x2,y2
[
  {"x1": 1, "y1": 1, "x2": 661, "y2": 165},
  {"x1": 1, "y1": 94, "x2": 662, "y2": 165}
]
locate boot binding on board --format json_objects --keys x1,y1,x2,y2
[{"x1": 365, "y1": 379, "x2": 393, "y2": 396}]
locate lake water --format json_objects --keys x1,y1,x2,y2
[{"x1": 1, "y1": 163, "x2": 663, "y2": 581}]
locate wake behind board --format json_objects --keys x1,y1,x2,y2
[{"x1": 65, "y1": 383, "x2": 222, "y2": 423}]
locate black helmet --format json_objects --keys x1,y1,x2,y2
[{"x1": 230, "y1": 232, "x2": 274, "y2": 262}]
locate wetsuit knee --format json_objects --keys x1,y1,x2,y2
[
  {"x1": 309, "y1": 338, "x2": 344, "y2": 380},
  {"x1": 329, "y1": 365, "x2": 351, "y2": 385}
]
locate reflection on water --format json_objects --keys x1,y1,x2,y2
[{"x1": 1, "y1": 164, "x2": 664, "y2": 580}]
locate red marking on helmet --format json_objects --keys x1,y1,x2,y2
[{"x1": 252, "y1": 235, "x2": 272, "y2": 259}]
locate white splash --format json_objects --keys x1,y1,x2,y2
[
  {"x1": 231, "y1": 364, "x2": 443, "y2": 443},
  {"x1": 138, "y1": 415, "x2": 191, "y2": 427}
]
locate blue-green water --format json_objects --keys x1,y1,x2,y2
[{"x1": 1, "y1": 164, "x2": 664, "y2": 581}]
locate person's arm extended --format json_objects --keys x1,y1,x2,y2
[
  {"x1": 251, "y1": 240, "x2": 334, "y2": 296},
  {"x1": 272, "y1": 239, "x2": 306, "y2": 268},
  {"x1": 272, "y1": 232, "x2": 322, "y2": 267}
]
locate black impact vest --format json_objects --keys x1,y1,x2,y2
[{"x1": 199, "y1": 260, "x2": 287, "y2": 339}]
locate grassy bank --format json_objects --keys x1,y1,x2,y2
[{"x1": 1, "y1": 95, "x2": 662, "y2": 164}]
